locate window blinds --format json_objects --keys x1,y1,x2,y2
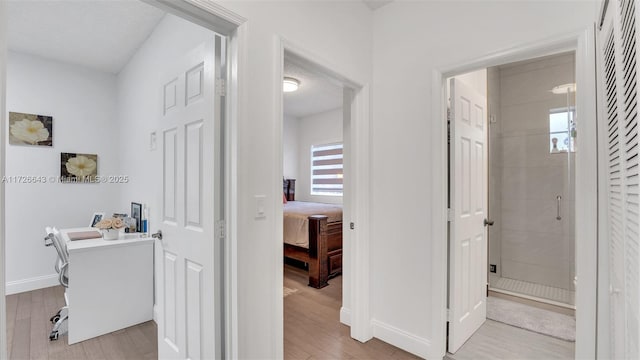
[{"x1": 310, "y1": 143, "x2": 343, "y2": 196}]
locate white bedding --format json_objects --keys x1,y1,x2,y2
[{"x1": 283, "y1": 201, "x2": 343, "y2": 249}]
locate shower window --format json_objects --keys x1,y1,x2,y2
[{"x1": 549, "y1": 107, "x2": 575, "y2": 153}]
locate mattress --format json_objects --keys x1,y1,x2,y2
[{"x1": 283, "y1": 201, "x2": 343, "y2": 249}]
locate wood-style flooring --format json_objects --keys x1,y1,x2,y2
[
  {"x1": 6, "y1": 286, "x2": 157, "y2": 360},
  {"x1": 7, "y1": 268, "x2": 574, "y2": 360},
  {"x1": 445, "y1": 319, "x2": 574, "y2": 360},
  {"x1": 285, "y1": 264, "x2": 575, "y2": 360},
  {"x1": 284, "y1": 264, "x2": 420, "y2": 359}
]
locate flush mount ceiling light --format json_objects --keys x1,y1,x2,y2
[
  {"x1": 550, "y1": 83, "x2": 576, "y2": 94},
  {"x1": 283, "y1": 77, "x2": 300, "y2": 92}
]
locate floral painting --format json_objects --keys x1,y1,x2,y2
[
  {"x1": 60, "y1": 152, "x2": 98, "y2": 183},
  {"x1": 9, "y1": 112, "x2": 53, "y2": 146}
]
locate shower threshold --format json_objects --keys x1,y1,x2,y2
[{"x1": 489, "y1": 275, "x2": 576, "y2": 309}]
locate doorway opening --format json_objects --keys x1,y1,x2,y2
[
  {"x1": 2, "y1": 1, "x2": 238, "y2": 358},
  {"x1": 281, "y1": 49, "x2": 349, "y2": 357},
  {"x1": 486, "y1": 52, "x2": 577, "y2": 310},
  {"x1": 446, "y1": 51, "x2": 579, "y2": 358},
  {"x1": 277, "y1": 41, "x2": 381, "y2": 355}
]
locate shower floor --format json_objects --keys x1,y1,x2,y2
[{"x1": 489, "y1": 275, "x2": 575, "y2": 308}]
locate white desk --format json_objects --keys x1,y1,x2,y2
[{"x1": 61, "y1": 228, "x2": 154, "y2": 344}]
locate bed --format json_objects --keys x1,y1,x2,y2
[{"x1": 283, "y1": 178, "x2": 343, "y2": 288}]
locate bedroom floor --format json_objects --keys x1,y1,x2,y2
[{"x1": 284, "y1": 264, "x2": 419, "y2": 359}]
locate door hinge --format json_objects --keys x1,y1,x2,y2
[
  {"x1": 216, "y1": 78, "x2": 227, "y2": 96},
  {"x1": 447, "y1": 208, "x2": 454, "y2": 222},
  {"x1": 216, "y1": 220, "x2": 226, "y2": 239}
]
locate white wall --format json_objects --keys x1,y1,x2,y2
[
  {"x1": 296, "y1": 108, "x2": 343, "y2": 204},
  {"x1": 5, "y1": 51, "x2": 120, "y2": 294},
  {"x1": 283, "y1": 114, "x2": 299, "y2": 180},
  {"x1": 371, "y1": 2, "x2": 595, "y2": 357},
  {"x1": 217, "y1": 1, "x2": 372, "y2": 357}
]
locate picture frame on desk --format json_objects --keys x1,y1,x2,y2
[
  {"x1": 131, "y1": 202, "x2": 142, "y2": 232},
  {"x1": 90, "y1": 212, "x2": 105, "y2": 227}
]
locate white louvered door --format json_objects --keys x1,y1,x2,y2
[{"x1": 597, "y1": 0, "x2": 640, "y2": 358}]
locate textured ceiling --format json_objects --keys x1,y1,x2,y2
[
  {"x1": 283, "y1": 59, "x2": 343, "y2": 119},
  {"x1": 8, "y1": 0, "x2": 166, "y2": 74}
]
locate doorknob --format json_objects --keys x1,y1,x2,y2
[
  {"x1": 151, "y1": 230, "x2": 163, "y2": 240},
  {"x1": 484, "y1": 219, "x2": 494, "y2": 227}
]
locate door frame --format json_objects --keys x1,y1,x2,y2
[
  {"x1": 0, "y1": 0, "x2": 7, "y2": 356},
  {"x1": 431, "y1": 28, "x2": 599, "y2": 358},
  {"x1": 276, "y1": 38, "x2": 373, "y2": 342},
  {"x1": 0, "y1": 1, "x2": 247, "y2": 358}
]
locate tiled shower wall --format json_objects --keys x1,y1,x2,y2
[{"x1": 489, "y1": 53, "x2": 576, "y2": 291}]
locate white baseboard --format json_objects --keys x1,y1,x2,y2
[
  {"x1": 371, "y1": 319, "x2": 433, "y2": 359},
  {"x1": 340, "y1": 307, "x2": 351, "y2": 326},
  {"x1": 6, "y1": 273, "x2": 59, "y2": 295},
  {"x1": 153, "y1": 304, "x2": 158, "y2": 323}
]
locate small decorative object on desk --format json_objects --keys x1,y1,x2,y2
[
  {"x1": 93, "y1": 217, "x2": 125, "y2": 240},
  {"x1": 124, "y1": 217, "x2": 137, "y2": 233},
  {"x1": 131, "y1": 202, "x2": 142, "y2": 232}
]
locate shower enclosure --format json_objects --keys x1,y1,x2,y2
[{"x1": 487, "y1": 52, "x2": 576, "y2": 307}]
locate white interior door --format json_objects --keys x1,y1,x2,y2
[
  {"x1": 156, "y1": 36, "x2": 224, "y2": 359},
  {"x1": 448, "y1": 78, "x2": 488, "y2": 353},
  {"x1": 597, "y1": 0, "x2": 640, "y2": 358}
]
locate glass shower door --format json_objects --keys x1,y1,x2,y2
[{"x1": 487, "y1": 53, "x2": 576, "y2": 307}]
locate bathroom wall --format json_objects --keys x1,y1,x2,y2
[{"x1": 493, "y1": 53, "x2": 576, "y2": 290}]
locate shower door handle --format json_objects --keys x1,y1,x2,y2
[
  {"x1": 556, "y1": 195, "x2": 562, "y2": 220},
  {"x1": 484, "y1": 219, "x2": 494, "y2": 227}
]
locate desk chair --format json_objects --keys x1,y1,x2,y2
[{"x1": 44, "y1": 227, "x2": 69, "y2": 340}]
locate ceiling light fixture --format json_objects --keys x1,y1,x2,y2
[
  {"x1": 283, "y1": 77, "x2": 300, "y2": 92},
  {"x1": 550, "y1": 83, "x2": 576, "y2": 94}
]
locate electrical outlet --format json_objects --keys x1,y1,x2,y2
[{"x1": 489, "y1": 264, "x2": 497, "y2": 273}]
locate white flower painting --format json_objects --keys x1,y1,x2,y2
[
  {"x1": 60, "y1": 152, "x2": 98, "y2": 183},
  {"x1": 9, "y1": 112, "x2": 53, "y2": 146}
]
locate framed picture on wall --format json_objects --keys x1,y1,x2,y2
[
  {"x1": 131, "y1": 202, "x2": 142, "y2": 232},
  {"x1": 9, "y1": 112, "x2": 53, "y2": 146},
  {"x1": 60, "y1": 152, "x2": 98, "y2": 183}
]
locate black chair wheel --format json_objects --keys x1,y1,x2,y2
[
  {"x1": 49, "y1": 331, "x2": 59, "y2": 341},
  {"x1": 50, "y1": 315, "x2": 60, "y2": 323}
]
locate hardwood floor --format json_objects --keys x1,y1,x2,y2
[
  {"x1": 7, "y1": 270, "x2": 574, "y2": 360},
  {"x1": 285, "y1": 265, "x2": 574, "y2": 360},
  {"x1": 284, "y1": 264, "x2": 420, "y2": 359},
  {"x1": 6, "y1": 286, "x2": 157, "y2": 360}
]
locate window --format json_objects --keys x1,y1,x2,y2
[
  {"x1": 311, "y1": 142, "x2": 343, "y2": 196},
  {"x1": 549, "y1": 108, "x2": 576, "y2": 153}
]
